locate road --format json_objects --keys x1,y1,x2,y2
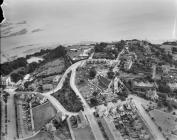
[
  {"x1": 1, "y1": 94, "x2": 6, "y2": 140},
  {"x1": 85, "y1": 111, "x2": 105, "y2": 140},
  {"x1": 5, "y1": 88, "x2": 17, "y2": 140},
  {"x1": 130, "y1": 95, "x2": 165, "y2": 140},
  {"x1": 70, "y1": 65, "x2": 105, "y2": 140}
]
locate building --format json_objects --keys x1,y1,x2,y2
[
  {"x1": 77, "y1": 111, "x2": 88, "y2": 128},
  {"x1": 114, "y1": 77, "x2": 124, "y2": 94},
  {"x1": 1, "y1": 76, "x2": 16, "y2": 87},
  {"x1": 133, "y1": 81, "x2": 157, "y2": 99}
]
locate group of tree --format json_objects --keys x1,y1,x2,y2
[
  {"x1": 107, "y1": 69, "x2": 115, "y2": 79},
  {"x1": 1, "y1": 45, "x2": 66, "y2": 77},
  {"x1": 157, "y1": 80, "x2": 171, "y2": 94},
  {"x1": 26, "y1": 62, "x2": 38, "y2": 73},
  {"x1": 44, "y1": 45, "x2": 66, "y2": 61},
  {"x1": 1, "y1": 57, "x2": 27, "y2": 76},
  {"x1": 172, "y1": 46, "x2": 177, "y2": 52},
  {"x1": 89, "y1": 67, "x2": 97, "y2": 79},
  {"x1": 94, "y1": 42, "x2": 107, "y2": 52},
  {"x1": 10, "y1": 72, "x2": 24, "y2": 83},
  {"x1": 52, "y1": 73, "x2": 83, "y2": 112}
]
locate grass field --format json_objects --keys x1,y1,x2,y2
[
  {"x1": 149, "y1": 109, "x2": 177, "y2": 139},
  {"x1": 35, "y1": 58, "x2": 65, "y2": 77},
  {"x1": 32, "y1": 102, "x2": 57, "y2": 131},
  {"x1": 26, "y1": 131, "x2": 53, "y2": 140},
  {"x1": 72, "y1": 126, "x2": 95, "y2": 140}
]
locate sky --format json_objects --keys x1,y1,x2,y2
[{"x1": 1, "y1": 0, "x2": 177, "y2": 62}]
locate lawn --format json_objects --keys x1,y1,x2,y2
[
  {"x1": 26, "y1": 131, "x2": 53, "y2": 140},
  {"x1": 72, "y1": 126, "x2": 95, "y2": 140},
  {"x1": 149, "y1": 109, "x2": 177, "y2": 139},
  {"x1": 32, "y1": 102, "x2": 57, "y2": 131},
  {"x1": 35, "y1": 58, "x2": 65, "y2": 77}
]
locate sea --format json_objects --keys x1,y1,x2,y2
[{"x1": 1, "y1": 0, "x2": 176, "y2": 63}]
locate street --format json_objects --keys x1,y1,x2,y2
[
  {"x1": 130, "y1": 95, "x2": 165, "y2": 140},
  {"x1": 5, "y1": 88, "x2": 17, "y2": 140}
]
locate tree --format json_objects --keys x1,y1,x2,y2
[
  {"x1": 92, "y1": 91, "x2": 98, "y2": 97},
  {"x1": 107, "y1": 70, "x2": 115, "y2": 79},
  {"x1": 90, "y1": 98, "x2": 98, "y2": 106},
  {"x1": 157, "y1": 101, "x2": 163, "y2": 108},
  {"x1": 44, "y1": 45, "x2": 66, "y2": 60},
  {"x1": 158, "y1": 126, "x2": 162, "y2": 131},
  {"x1": 89, "y1": 67, "x2": 97, "y2": 79},
  {"x1": 94, "y1": 42, "x2": 107, "y2": 52},
  {"x1": 167, "y1": 102, "x2": 173, "y2": 112},
  {"x1": 11, "y1": 73, "x2": 23, "y2": 83},
  {"x1": 158, "y1": 81, "x2": 171, "y2": 93},
  {"x1": 27, "y1": 62, "x2": 38, "y2": 73}
]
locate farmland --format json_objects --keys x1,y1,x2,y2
[{"x1": 32, "y1": 102, "x2": 57, "y2": 131}]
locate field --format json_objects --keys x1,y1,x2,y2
[
  {"x1": 72, "y1": 126, "x2": 95, "y2": 140},
  {"x1": 26, "y1": 131, "x2": 53, "y2": 140},
  {"x1": 32, "y1": 102, "x2": 57, "y2": 131},
  {"x1": 35, "y1": 58, "x2": 65, "y2": 77},
  {"x1": 28, "y1": 58, "x2": 65, "y2": 91},
  {"x1": 149, "y1": 109, "x2": 177, "y2": 140}
]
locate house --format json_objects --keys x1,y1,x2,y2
[
  {"x1": 24, "y1": 74, "x2": 30, "y2": 81},
  {"x1": 77, "y1": 111, "x2": 88, "y2": 128},
  {"x1": 146, "y1": 89, "x2": 158, "y2": 100},
  {"x1": 114, "y1": 77, "x2": 124, "y2": 94},
  {"x1": 133, "y1": 81, "x2": 157, "y2": 99},
  {"x1": 46, "y1": 122, "x2": 56, "y2": 132},
  {"x1": 1, "y1": 76, "x2": 7, "y2": 86},
  {"x1": 2, "y1": 76, "x2": 16, "y2": 87},
  {"x1": 168, "y1": 83, "x2": 177, "y2": 90}
]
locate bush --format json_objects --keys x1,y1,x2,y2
[
  {"x1": 94, "y1": 42, "x2": 107, "y2": 52},
  {"x1": 44, "y1": 45, "x2": 66, "y2": 61},
  {"x1": 89, "y1": 67, "x2": 97, "y2": 79},
  {"x1": 52, "y1": 73, "x2": 83, "y2": 112},
  {"x1": 11, "y1": 73, "x2": 23, "y2": 83},
  {"x1": 1, "y1": 57, "x2": 27, "y2": 75},
  {"x1": 107, "y1": 71, "x2": 114, "y2": 79},
  {"x1": 90, "y1": 98, "x2": 99, "y2": 107},
  {"x1": 27, "y1": 62, "x2": 38, "y2": 73}
]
